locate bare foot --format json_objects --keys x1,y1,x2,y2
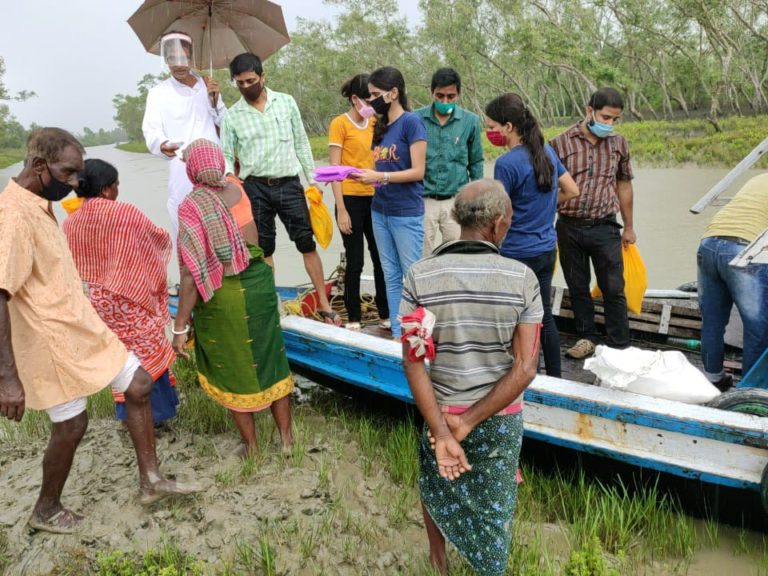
[
  {"x1": 234, "y1": 443, "x2": 258, "y2": 461},
  {"x1": 28, "y1": 508, "x2": 84, "y2": 534},
  {"x1": 318, "y1": 309, "x2": 342, "y2": 326},
  {"x1": 280, "y1": 435, "x2": 294, "y2": 456},
  {"x1": 139, "y1": 479, "x2": 202, "y2": 506}
]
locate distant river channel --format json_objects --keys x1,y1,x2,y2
[{"x1": 0, "y1": 144, "x2": 760, "y2": 289}]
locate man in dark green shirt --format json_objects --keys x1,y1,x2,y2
[{"x1": 417, "y1": 68, "x2": 484, "y2": 255}]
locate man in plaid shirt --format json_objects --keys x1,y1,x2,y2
[
  {"x1": 550, "y1": 87, "x2": 636, "y2": 359},
  {"x1": 221, "y1": 52, "x2": 340, "y2": 325}
]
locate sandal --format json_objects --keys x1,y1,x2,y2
[
  {"x1": 27, "y1": 508, "x2": 83, "y2": 535},
  {"x1": 318, "y1": 309, "x2": 342, "y2": 326}
]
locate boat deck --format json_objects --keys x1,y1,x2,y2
[{"x1": 319, "y1": 294, "x2": 741, "y2": 385}]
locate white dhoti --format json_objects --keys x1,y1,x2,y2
[{"x1": 166, "y1": 156, "x2": 193, "y2": 241}]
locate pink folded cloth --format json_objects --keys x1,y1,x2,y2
[{"x1": 313, "y1": 165, "x2": 363, "y2": 182}]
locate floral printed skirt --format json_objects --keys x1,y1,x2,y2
[{"x1": 419, "y1": 412, "x2": 523, "y2": 576}]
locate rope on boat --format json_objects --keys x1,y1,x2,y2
[{"x1": 281, "y1": 259, "x2": 382, "y2": 326}]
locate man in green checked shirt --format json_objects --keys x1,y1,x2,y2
[
  {"x1": 221, "y1": 53, "x2": 341, "y2": 325},
  {"x1": 416, "y1": 68, "x2": 485, "y2": 256}
]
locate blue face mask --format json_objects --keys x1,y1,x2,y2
[
  {"x1": 588, "y1": 115, "x2": 614, "y2": 138},
  {"x1": 434, "y1": 101, "x2": 456, "y2": 115}
]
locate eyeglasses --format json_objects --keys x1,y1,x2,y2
[{"x1": 231, "y1": 77, "x2": 261, "y2": 88}]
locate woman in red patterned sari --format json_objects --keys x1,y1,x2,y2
[{"x1": 63, "y1": 159, "x2": 178, "y2": 423}]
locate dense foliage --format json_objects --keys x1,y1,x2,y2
[{"x1": 262, "y1": 0, "x2": 768, "y2": 133}]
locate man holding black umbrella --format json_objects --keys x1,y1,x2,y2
[{"x1": 142, "y1": 32, "x2": 227, "y2": 238}]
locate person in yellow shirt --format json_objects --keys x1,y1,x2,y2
[
  {"x1": 328, "y1": 74, "x2": 389, "y2": 330},
  {"x1": 0, "y1": 128, "x2": 198, "y2": 534},
  {"x1": 698, "y1": 173, "x2": 768, "y2": 390}
]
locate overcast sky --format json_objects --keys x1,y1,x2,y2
[{"x1": 1, "y1": 1, "x2": 420, "y2": 133}]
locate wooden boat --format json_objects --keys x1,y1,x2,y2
[
  {"x1": 169, "y1": 283, "x2": 768, "y2": 509},
  {"x1": 272, "y1": 284, "x2": 768, "y2": 511}
]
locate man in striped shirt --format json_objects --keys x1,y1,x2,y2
[
  {"x1": 401, "y1": 179, "x2": 542, "y2": 574},
  {"x1": 550, "y1": 87, "x2": 636, "y2": 358},
  {"x1": 221, "y1": 53, "x2": 339, "y2": 324},
  {"x1": 402, "y1": 178, "x2": 543, "y2": 406}
]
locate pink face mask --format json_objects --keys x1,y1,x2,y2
[
  {"x1": 486, "y1": 129, "x2": 507, "y2": 147},
  {"x1": 355, "y1": 98, "x2": 376, "y2": 119}
]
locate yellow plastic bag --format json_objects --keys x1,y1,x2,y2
[
  {"x1": 305, "y1": 185, "x2": 333, "y2": 249},
  {"x1": 591, "y1": 244, "x2": 647, "y2": 315},
  {"x1": 61, "y1": 196, "x2": 84, "y2": 215}
]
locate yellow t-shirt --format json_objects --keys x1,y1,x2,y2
[
  {"x1": 328, "y1": 113, "x2": 375, "y2": 197},
  {"x1": 704, "y1": 173, "x2": 768, "y2": 242}
]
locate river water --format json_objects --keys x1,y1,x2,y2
[{"x1": 0, "y1": 144, "x2": 760, "y2": 289}]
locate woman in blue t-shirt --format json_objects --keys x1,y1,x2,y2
[
  {"x1": 351, "y1": 66, "x2": 427, "y2": 339},
  {"x1": 485, "y1": 93, "x2": 579, "y2": 377}
]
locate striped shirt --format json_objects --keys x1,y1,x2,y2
[
  {"x1": 550, "y1": 124, "x2": 633, "y2": 219},
  {"x1": 221, "y1": 88, "x2": 315, "y2": 182},
  {"x1": 400, "y1": 240, "x2": 543, "y2": 405}
]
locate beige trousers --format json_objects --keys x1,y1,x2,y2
[{"x1": 423, "y1": 196, "x2": 461, "y2": 256}]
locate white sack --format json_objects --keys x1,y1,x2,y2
[{"x1": 583, "y1": 345, "x2": 720, "y2": 404}]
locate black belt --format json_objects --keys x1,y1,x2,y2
[
  {"x1": 424, "y1": 194, "x2": 453, "y2": 201},
  {"x1": 247, "y1": 175, "x2": 299, "y2": 187},
  {"x1": 558, "y1": 214, "x2": 618, "y2": 227},
  {"x1": 712, "y1": 235, "x2": 749, "y2": 246}
]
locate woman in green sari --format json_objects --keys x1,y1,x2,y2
[{"x1": 172, "y1": 139, "x2": 293, "y2": 457}]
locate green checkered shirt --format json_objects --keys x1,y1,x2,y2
[
  {"x1": 221, "y1": 88, "x2": 315, "y2": 181},
  {"x1": 416, "y1": 104, "x2": 484, "y2": 198}
]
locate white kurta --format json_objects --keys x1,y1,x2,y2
[{"x1": 142, "y1": 73, "x2": 226, "y2": 238}]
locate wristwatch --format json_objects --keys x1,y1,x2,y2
[{"x1": 382, "y1": 172, "x2": 390, "y2": 184}]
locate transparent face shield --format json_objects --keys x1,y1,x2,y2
[{"x1": 160, "y1": 34, "x2": 194, "y2": 72}]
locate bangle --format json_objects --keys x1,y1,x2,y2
[
  {"x1": 172, "y1": 325, "x2": 190, "y2": 335},
  {"x1": 382, "y1": 172, "x2": 390, "y2": 184}
]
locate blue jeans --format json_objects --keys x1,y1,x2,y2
[
  {"x1": 697, "y1": 236, "x2": 768, "y2": 387},
  {"x1": 372, "y1": 211, "x2": 424, "y2": 338}
]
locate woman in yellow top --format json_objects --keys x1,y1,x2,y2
[{"x1": 329, "y1": 74, "x2": 389, "y2": 330}]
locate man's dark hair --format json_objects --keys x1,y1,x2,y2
[
  {"x1": 588, "y1": 87, "x2": 624, "y2": 111},
  {"x1": 230, "y1": 53, "x2": 263, "y2": 79},
  {"x1": 431, "y1": 67, "x2": 461, "y2": 93},
  {"x1": 25, "y1": 128, "x2": 84, "y2": 164},
  {"x1": 77, "y1": 159, "x2": 118, "y2": 199}
]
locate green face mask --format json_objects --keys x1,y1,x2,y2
[{"x1": 434, "y1": 101, "x2": 456, "y2": 115}]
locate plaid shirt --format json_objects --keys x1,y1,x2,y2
[
  {"x1": 221, "y1": 88, "x2": 315, "y2": 182},
  {"x1": 550, "y1": 124, "x2": 633, "y2": 219}
]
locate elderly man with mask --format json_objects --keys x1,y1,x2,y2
[
  {"x1": 0, "y1": 128, "x2": 198, "y2": 534},
  {"x1": 401, "y1": 178, "x2": 542, "y2": 576},
  {"x1": 142, "y1": 32, "x2": 226, "y2": 238}
]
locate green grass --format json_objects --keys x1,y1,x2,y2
[
  {"x1": 0, "y1": 147, "x2": 24, "y2": 168},
  {"x1": 115, "y1": 140, "x2": 149, "y2": 154},
  {"x1": 5, "y1": 355, "x2": 767, "y2": 574},
  {"x1": 0, "y1": 529, "x2": 10, "y2": 574},
  {"x1": 95, "y1": 540, "x2": 206, "y2": 576},
  {"x1": 309, "y1": 134, "x2": 328, "y2": 161}
]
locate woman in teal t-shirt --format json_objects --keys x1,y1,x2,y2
[{"x1": 351, "y1": 66, "x2": 427, "y2": 339}]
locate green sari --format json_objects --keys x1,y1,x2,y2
[{"x1": 193, "y1": 245, "x2": 292, "y2": 411}]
